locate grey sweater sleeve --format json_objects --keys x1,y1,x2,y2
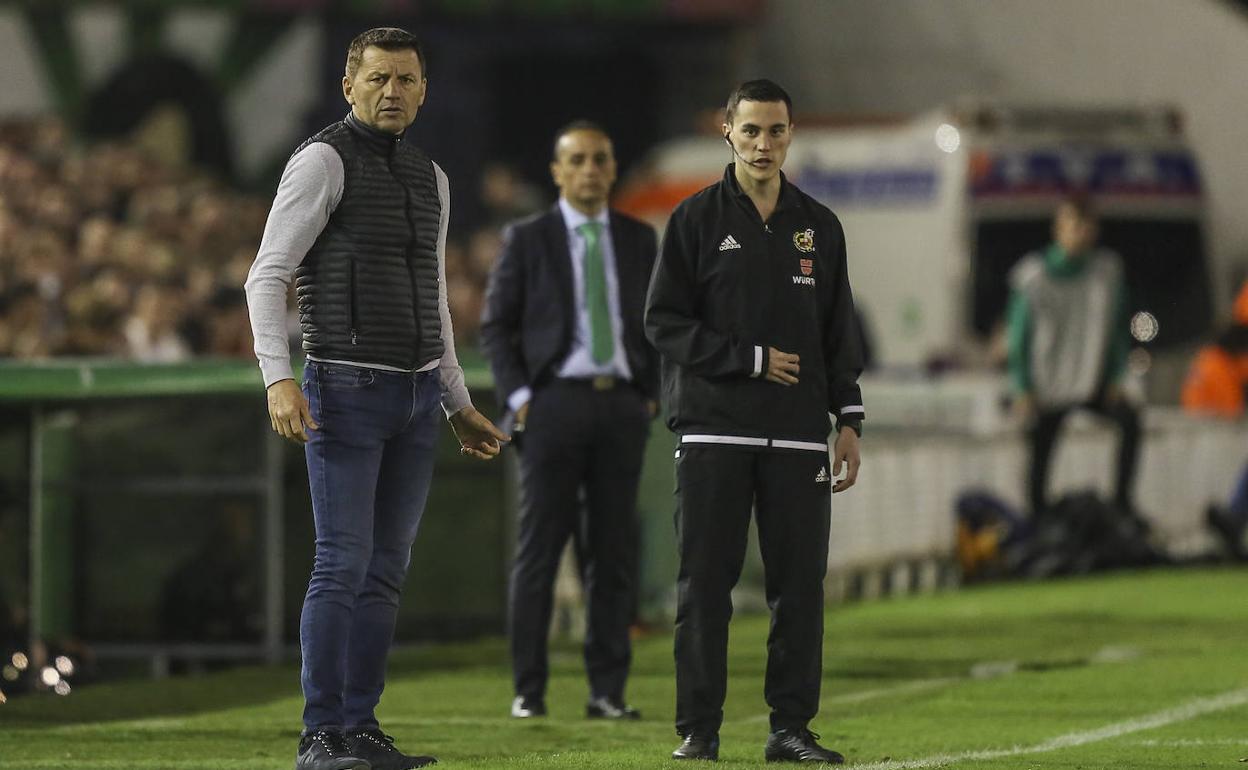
[
  {"x1": 433, "y1": 162, "x2": 473, "y2": 417},
  {"x1": 244, "y1": 143, "x2": 344, "y2": 387}
]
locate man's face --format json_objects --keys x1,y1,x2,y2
[
  {"x1": 343, "y1": 46, "x2": 427, "y2": 135},
  {"x1": 723, "y1": 99, "x2": 792, "y2": 184},
  {"x1": 1053, "y1": 203, "x2": 1098, "y2": 257},
  {"x1": 550, "y1": 129, "x2": 617, "y2": 213}
]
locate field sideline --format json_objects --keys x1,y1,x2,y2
[{"x1": 2, "y1": 568, "x2": 1246, "y2": 769}]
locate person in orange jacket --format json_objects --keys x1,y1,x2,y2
[{"x1": 1181, "y1": 280, "x2": 1248, "y2": 557}]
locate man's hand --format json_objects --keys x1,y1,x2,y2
[
  {"x1": 1013, "y1": 392, "x2": 1035, "y2": 424},
  {"x1": 766, "y1": 347, "x2": 800, "y2": 385},
  {"x1": 1104, "y1": 383, "x2": 1123, "y2": 408},
  {"x1": 267, "y1": 378, "x2": 318, "y2": 444},
  {"x1": 450, "y1": 406, "x2": 511, "y2": 460},
  {"x1": 831, "y1": 425, "x2": 860, "y2": 494}
]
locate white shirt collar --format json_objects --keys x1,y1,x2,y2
[{"x1": 559, "y1": 197, "x2": 609, "y2": 233}]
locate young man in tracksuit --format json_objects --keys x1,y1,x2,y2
[{"x1": 645, "y1": 79, "x2": 865, "y2": 764}]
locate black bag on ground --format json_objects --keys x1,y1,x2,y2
[{"x1": 1022, "y1": 490, "x2": 1162, "y2": 578}]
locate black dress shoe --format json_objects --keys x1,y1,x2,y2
[
  {"x1": 672, "y1": 732, "x2": 719, "y2": 761},
  {"x1": 346, "y1": 729, "x2": 436, "y2": 769},
  {"x1": 510, "y1": 695, "x2": 547, "y2": 718},
  {"x1": 586, "y1": 695, "x2": 641, "y2": 720},
  {"x1": 295, "y1": 730, "x2": 370, "y2": 770},
  {"x1": 764, "y1": 728, "x2": 844, "y2": 764}
]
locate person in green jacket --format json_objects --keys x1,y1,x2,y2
[{"x1": 1006, "y1": 192, "x2": 1139, "y2": 516}]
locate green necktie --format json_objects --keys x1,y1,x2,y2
[{"x1": 578, "y1": 221, "x2": 614, "y2": 364}]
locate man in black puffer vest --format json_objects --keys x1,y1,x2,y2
[{"x1": 245, "y1": 27, "x2": 508, "y2": 770}]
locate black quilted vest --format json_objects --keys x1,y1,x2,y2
[{"x1": 293, "y1": 113, "x2": 444, "y2": 369}]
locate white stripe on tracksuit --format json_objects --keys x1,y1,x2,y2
[{"x1": 680, "y1": 434, "x2": 829, "y2": 452}]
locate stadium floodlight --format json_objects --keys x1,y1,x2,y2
[
  {"x1": 55, "y1": 656, "x2": 75, "y2": 677},
  {"x1": 11, "y1": 652, "x2": 28, "y2": 671},
  {"x1": 935, "y1": 123, "x2": 961, "y2": 153},
  {"x1": 1130, "y1": 311, "x2": 1159, "y2": 342},
  {"x1": 40, "y1": 667, "x2": 59, "y2": 687}
]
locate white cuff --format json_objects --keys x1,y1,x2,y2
[
  {"x1": 260, "y1": 357, "x2": 295, "y2": 389},
  {"x1": 507, "y1": 386, "x2": 533, "y2": 413},
  {"x1": 840, "y1": 405, "x2": 865, "y2": 416},
  {"x1": 752, "y1": 345, "x2": 763, "y2": 378},
  {"x1": 440, "y1": 385, "x2": 473, "y2": 419}
]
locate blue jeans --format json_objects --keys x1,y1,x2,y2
[{"x1": 299, "y1": 361, "x2": 441, "y2": 733}]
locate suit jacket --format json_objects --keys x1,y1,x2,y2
[{"x1": 480, "y1": 204, "x2": 660, "y2": 429}]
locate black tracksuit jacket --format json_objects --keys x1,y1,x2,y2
[{"x1": 644, "y1": 165, "x2": 865, "y2": 447}]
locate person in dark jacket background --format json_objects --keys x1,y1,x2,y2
[
  {"x1": 645, "y1": 79, "x2": 864, "y2": 764},
  {"x1": 480, "y1": 121, "x2": 659, "y2": 722},
  {"x1": 245, "y1": 27, "x2": 507, "y2": 770}
]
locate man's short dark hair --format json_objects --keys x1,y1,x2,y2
[
  {"x1": 725, "y1": 79, "x2": 793, "y2": 126},
  {"x1": 551, "y1": 119, "x2": 610, "y2": 160},
  {"x1": 1059, "y1": 190, "x2": 1097, "y2": 221},
  {"x1": 346, "y1": 27, "x2": 426, "y2": 79}
]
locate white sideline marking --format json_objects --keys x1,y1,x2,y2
[
  {"x1": 846, "y1": 687, "x2": 1248, "y2": 770},
  {"x1": 732, "y1": 678, "x2": 960, "y2": 724},
  {"x1": 47, "y1": 716, "x2": 192, "y2": 733},
  {"x1": 827, "y1": 678, "x2": 961, "y2": 705},
  {"x1": 1132, "y1": 738, "x2": 1248, "y2": 747},
  {"x1": 737, "y1": 645, "x2": 1141, "y2": 726}
]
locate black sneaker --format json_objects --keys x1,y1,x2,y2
[
  {"x1": 345, "y1": 729, "x2": 437, "y2": 770},
  {"x1": 764, "y1": 728, "x2": 844, "y2": 764},
  {"x1": 672, "y1": 732, "x2": 719, "y2": 761},
  {"x1": 295, "y1": 730, "x2": 370, "y2": 770}
]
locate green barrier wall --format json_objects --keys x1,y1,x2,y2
[{"x1": 0, "y1": 357, "x2": 685, "y2": 658}]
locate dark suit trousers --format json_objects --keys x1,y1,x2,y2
[
  {"x1": 509, "y1": 379, "x2": 651, "y2": 701},
  {"x1": 673, "y1": 446, "x2": 832, "y2": 735}
]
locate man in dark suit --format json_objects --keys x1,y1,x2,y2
[{"x1": 481, "y1": 120, "x2": 659, "y2": 721}]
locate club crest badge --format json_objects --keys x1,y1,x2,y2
[
  {"x1": 793, "y1": 228, "x2": 815, "y2": 253},
  {"x1": 800, "y1": 258, "x2": 814, "y2": 276}
]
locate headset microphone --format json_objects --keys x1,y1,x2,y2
[{"x1": 724, "y1": 135, "x2": 764, "y2": 168}]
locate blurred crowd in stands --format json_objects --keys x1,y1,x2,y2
[
  {"x1": 0, "y1": 116, "x2": 544, "y2": 362},
  {"x1": 0, "y1": 116, "x2": 258, "y2": 360}
]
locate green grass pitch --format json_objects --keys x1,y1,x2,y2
[{"x1": 2, "y1": 568, "x2": 1246, "y2": 768}]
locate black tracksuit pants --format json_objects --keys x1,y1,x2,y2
[
  {"x1": 1029, "y1": 396, "x2": 1141, "y2": 515},
  {"x1": 673, "y1": 444, "x2": 832, "y2": 736},
  {"x1": 509, "y1": 379, "x2": 650, "y2": 702}
]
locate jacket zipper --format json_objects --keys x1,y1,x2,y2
[
  {"x1": 349, "y1": 258, "x2": 359, "y2": 344},
  {"x1": 391, "y1": 148, "x2": 421, "y2": 351}
]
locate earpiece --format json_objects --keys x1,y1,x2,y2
[{"x1": 723, "y1": 134, "x2": 763, "y2": 168}]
